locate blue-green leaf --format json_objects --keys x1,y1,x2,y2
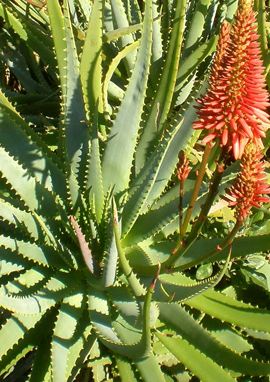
[{"x1": 103, "y1": 0, "x2": 153, "y2": 194}]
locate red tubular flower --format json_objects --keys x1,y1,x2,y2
[
  {"x1": 193, "y1": 0, "x2": 270, "y2": 159},
  {"x1": 224, "y1": 143, "x2": 270, "y2": 222},
  {"x1": 177, "y1": 151, "x2": 190, "y2": 182}
]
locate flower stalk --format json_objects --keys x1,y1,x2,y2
[
  {"x1": 176, "y1": 151, "x2": 191, "y2": 238},
  {"x1": 168, "y1": 0, "x2": 270, "y2": 270},
  {"x1": 174, "y1": 220, "x2": 243, "y2": 272},
  {"x1": 180, "y1": 143, "x2": 212, "y2": 238},
  {"x1": 169, "y1": 155, "x2": 227, "y2": 267}
]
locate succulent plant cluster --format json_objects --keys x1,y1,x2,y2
[{"x1": 0, "y1": 0, "x2": 270, "y2": 381}]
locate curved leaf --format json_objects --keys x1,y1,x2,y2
[
  {"x1": 102, "y1": 0, "x2": 153, "y2": 194},
  {"x1": 159, "y1": 303, "x2": 270, "y2": 376},
  {"x1": 156, "y1": 332, "x2": 235, "y2": 382},
  {"x1": 47, "y1": 0, "x2": 88, "y2": 205},
  {"x1": 186, "y1": 290, "x2": 270, "y2": 333},
  {"x1": 136, "y1": 0, "x2": 187, "y2": 170}
]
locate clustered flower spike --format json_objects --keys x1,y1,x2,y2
[
  {"x1": 224, "y1": 143, "x2": 270, "y2": 222},
  {"x1": 177, "y1": 151, "x2": 190, "y2": 182},
  {"x1": 193, "y1": 0, "x2": 270, "y2": 159}
]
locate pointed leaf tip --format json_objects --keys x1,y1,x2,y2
[{"x1": 69, "y1": 216, "x2": 94, "y2": 274}]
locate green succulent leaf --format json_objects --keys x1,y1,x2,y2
[
  {"x1": 110, "y1": 0, "x2": 137, "y2": 72},
  {"x1": 102, "y1": 0, "x2": 153, "y2": 194},
  {"x1": 156, "y1": 332, "x2": 235, "y2": 382},
  {"x1": 186, "y1": 289, "x2": 270, "y2": 333},
  {"x1": 47, "y1": 0, "x2": 89, "y2": 206},
  {"x1": 29, "y1": 335, "x2": 52, "y2": 382},
  {"x1": 88, "y1": 275, "x2": 154, "y2": 360},
  {"x1": 135, "y1": 355, "x2": 167, "y2": 382},
  {"x1": 121, "y1": 125, "x2": 181, "y2": 238},
  {"x1": 0, "y1": 1, "x2": 269, "y2": 380},
  {"x1": 0, "y1": 235, "x2": 67, "y2": 269},
  {"x1": 151, "y1": 252, "x2": 230, "y2": 302},
  {"x1": 0, "y1": 102, "x2": 66, "y2": 199},
  {"x1": 177, "y1": 233, "x2": 270, "y2": 270},
  {"x1": 0, "y1": 3, "x2": 56, "y2": 69},
  {"x1": 136, "y1": 0, "x2": 187, "y2": 170},
  {"x1": 183, "y1": 0, "x2": 212, "y2": 50},
  {"x1": 175, "y1": 36, "x2": 217, "y2": 92},
  {"x1": 0, "y1": 145, "x2": 67, "y2": 222},
  {"x1": 80, "y1": 0, "x2": 103, "y2": 115},
  {"x1": 103, "y1": 40, "x2": 139, "y2": 113},
  {"x1": 51, "y1": 294, "x2": 86, "y2": 382},
  {"x1": 0, "y1": 313, "x2": 40, "y2": 365},
  {"x1": 0, "y1": 198, "x2": 40, "y2": 241},
  {"x1": 80, "y1": 0, "x2": 105, "y2": 221},
  {"x1": 159, "y1": 303, "x2": 270, "y2": 376},
  {"x1": 115, "y1": 356, "x2": 138, "y2": 382}
]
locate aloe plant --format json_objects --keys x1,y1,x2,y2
[{"x1": 0, "y1": 0, "x2": 270, "y2": 381}]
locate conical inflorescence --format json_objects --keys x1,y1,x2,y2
[
  {"x1": 224, "y1": 143, "x2": 270, "y2": 222},
  {"x1": 193, "y1": 0, "x2": 270, "y2": 159}
]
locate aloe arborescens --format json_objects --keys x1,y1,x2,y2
[{"x1": 0, "y1": 1, "x2": 270, "y2": 381}]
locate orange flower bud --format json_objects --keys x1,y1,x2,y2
[{"x1": 177, "y1": 151, "x2": 190, "y2": 182}]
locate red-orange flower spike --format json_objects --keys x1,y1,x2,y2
[
  {"x1": 224, "y1": 143, "x2": 270, "y2": 222},
  {"x1": 206, "y1": 20, "x2": 231, "y2": 90},
  {"x1": 193, "y1": 0, "x2": 270, "y2": 159},
  {"x1": 177, "y1": 151, "x2": 190, "y2": 182}
]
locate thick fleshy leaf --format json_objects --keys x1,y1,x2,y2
[
  {"x1": 136, "y1": 0, "x2": 187, "y2": 170},
  {"x1": 186, "y1": 289, "x2": 270, "y2": 333},
  {"x1": 159, "y1": 303, "x2": 270, "y2": 376},
  {"x1": 102, "y1": 0, "x2": 152, "y2": 193}
]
